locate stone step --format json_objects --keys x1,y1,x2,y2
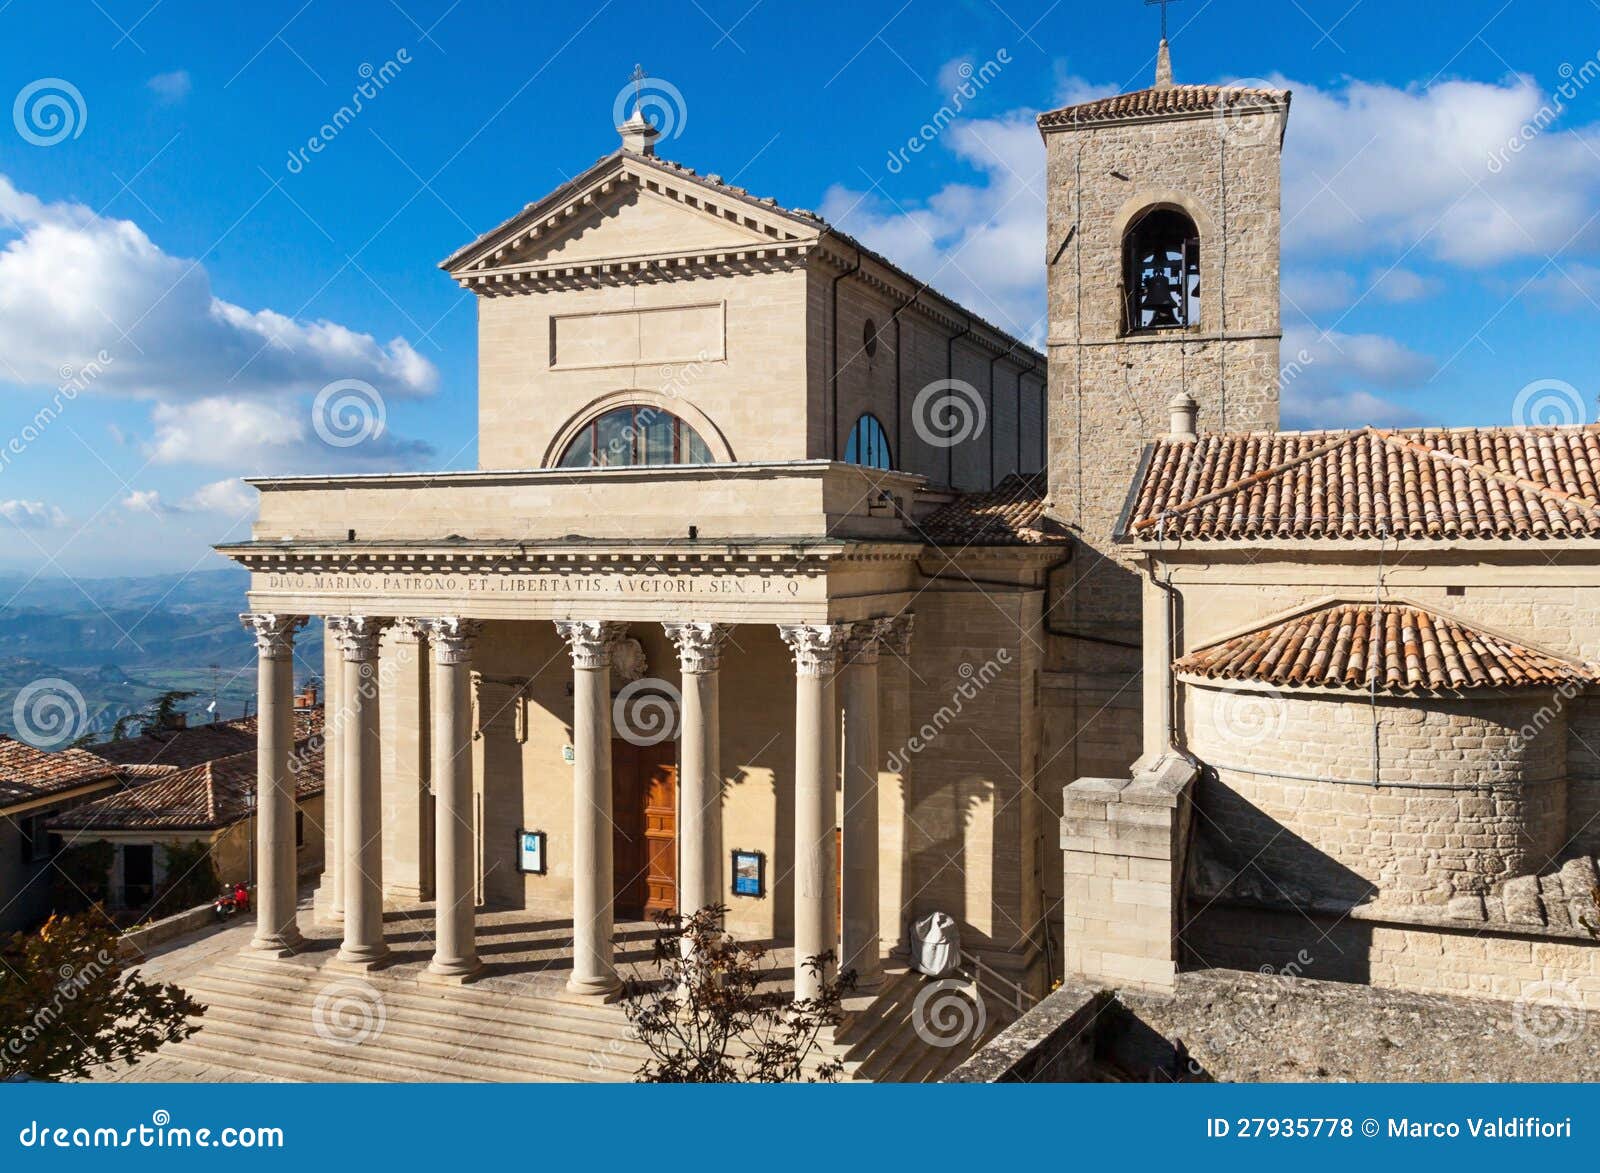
[
  {"x1": 172, "y1": 1012, "x2": 628, "y2": 1084},
  {"x1": 187, "y1": 987, "x2": 650, "y2": 1079},
  {"x1": 187, "y1": 966, "x2": 641, "y2": 1046}
]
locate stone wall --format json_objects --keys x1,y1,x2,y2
[
  {"x1": 1189, "y1": 903, "x2": 1600, "y2": 1011},
  {"x1": 1187, "y1": 685, "x2": 1567, "y2": 908}
]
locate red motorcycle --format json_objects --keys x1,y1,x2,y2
[{"x1": 213, "y1": 881, "x2": 251, "y2": 921}]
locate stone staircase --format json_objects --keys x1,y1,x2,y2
[
  {"x1": 135, "y1": 955, "x2": 651, "y2": 1083},
  {"x1": 827, "y1": 967, "x2": 1013, "y2": 1083}
]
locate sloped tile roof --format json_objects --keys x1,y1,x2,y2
[
  {"x1": 89, "y1": 709, "x2": 323, "y2": 770},
  {"x1": 1173, "y1": 600, "x2": 1598, "y2": 694},
  {"x1": 0, "y1": 738, "x2": 120, "y2": 809},
  {"x1": 1126, "y1": 425, "x2": 1600, "y2": 542},
  {"x1": 1038, "y1": 83, "x2": 1289, "y2": 129},
  {"x1": 50, "y1": 737, "x2": 325, "y2": 833},
  {"x1": 919, "y1": 473, "x2": 1067, "y2": 546}
]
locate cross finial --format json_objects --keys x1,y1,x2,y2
[
  {"x1": 629, "y1": 64, "x2": 646, "y2": 114},
  {"x1": 1144, "y1": 0, "x2": 1182, "y2": 41}
]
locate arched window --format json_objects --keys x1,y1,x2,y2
[
  {"x1": 1124, "y1": 208, "x2": 1199, "y2": 331},
  {"x1": 557, "y1": 404, "x2": 715, "y2": 468},
  {"x1": 844, "y1": 413, "x2": 892, "y2": 470}
]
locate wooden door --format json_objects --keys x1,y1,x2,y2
[{"x1": 612, "y1": 740, "x2": 677, "y2": 921}]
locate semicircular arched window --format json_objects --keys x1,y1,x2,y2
[
  {"x1": 557, "y1": 404, "x2": 715, "y2": 468},
  {"x1": 844, "y1": 413, "x2": 892, "y2": 470},
  {"x1": 1124, "y1": 207, "x2": 1200, "y2": 332}
]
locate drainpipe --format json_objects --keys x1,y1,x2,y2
[
  {"x1": 1141, "y1": 552, "x2": 1180, "y2": 761},
  {"x1": 829, "y1": 248, "x2": 863, "y2": 459},
  {"x1": 891, "y1": 291, "x2": 913, "y2": 465},
  {"x1": 945, "y1": 317, "x2": 973, "y2": 487}
]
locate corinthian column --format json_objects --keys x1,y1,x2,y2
[
  {"x1": 424, "y1": 618, "x2": 482, "y2": 982},
  {"x1": 663, "y1": 622, "x2": 732, "y2": 919},
  {"x1": 330, "y1": 616, "x2": 389, "y2": 970},
  {"x1": 555, "y1": 619, "x2": 628, "y2": 999},
  {"x1": 839, "y1": 619, "x2": 890, "y2": 989},
  {"x1": 779, "y1": 622, "x2": 847, "y2": 1002},
  {"x1": 241, "y1": 612, "x2": 307, "y2": 957}
]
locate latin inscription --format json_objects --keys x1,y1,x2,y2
[{"x1": 260, "y1": 572, "x2": 806, "y2": 598}]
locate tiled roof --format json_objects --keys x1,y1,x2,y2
[
  {"x1": 89, "y1": 709, "x2": 323, "y2": 771},
  {"x1": 50, "y1": 737, "x2": 324, "y2": 833},
  {"x1": 0, "y1": 738, "x2": 120, "y2": 809},
  {"x1": 1126, "y1": 425, "x2": 1600, "y2": 542},
  {"x1": 1038, "y1": 83, "x2": 1289, "y2": 129},
  {"x1": 1174, "y1": 600, "x2": 1598, "y2": 694},
  {"x1": 919, "y1": 473, "x2": 1067, "y2": 546}
]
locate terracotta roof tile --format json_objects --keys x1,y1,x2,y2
[
  {"x1": 89, "y1": 708, "x2": 323, "y2": 770},
  {"x1": 0, "y1": 738, "x2": 120, "y2": 809},
  {"x1": 919, "y1": 473, "x2": 1066, "y2": 546},
  {"x1": 1038, "y1": 83, "x2": 1289, "y2": 129},
  {"x1": 50, "y1": 736, "x2": 325, "y2": 833},
  {"x1": 1127, "y1": 425, "x2": 1600, "y2": 542},
  {"x1": 1173, "y1": 601, "x2": 1597, "y2": 694}
]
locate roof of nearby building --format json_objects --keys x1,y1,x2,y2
[
  {"x1": 918, "y1": 473, "x2": 1067, "y2": 546},
  {"x1": 1037, "y1": 82, "x2": 1289, "y2": 129},
  {"x1": 89, "y1": 710, "x2": 323, "y2": 771},
  {"x1": 1173, "y1": 599, "x2": 1599, "y2": 694},
  {"x1": 49, "y1": 737, "x2": 325, "y2": 833},
  {"x1": 0, "y1": 738, "x2": 121, "y2": 810},
  {"x1": 1124, "y1": 425, "x2": 1600, "y2": 543}
]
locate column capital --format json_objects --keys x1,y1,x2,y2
[
  {"x1": 329, "y1": 615, "x2": 389, "y2": 661},
  {"x1": 663, "y1": 621, "x2": 733, "y2": 674},
  {"x1": 779, "y1": 623, "x2": 850, "y2": 677},
  {"x1": 841, "y1": 618, "x2": 898, "y2": 666},
  {"x1": 424, "y1": 617, "x2": 484, "y2": 665},
  {"x1": 555, "y1": 619, "x2": 629, "y2": 670},
  {"x1": 388, "y1": 617, "x2": 431, "y2": 645},
  {"x1": 879, "y1": 613, "x2": 915, "y2": 658},
  {"x1": 240, "y1": 613, "x2": 307, "y2": 661}
]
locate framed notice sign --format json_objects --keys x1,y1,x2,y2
[
  {"x1": 730, "y1": 849, "x2": 765, "y2": 898},
  {"x1": 517, "y1": 830, "x2": 546, "y2": 875}
]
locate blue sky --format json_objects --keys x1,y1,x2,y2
[{"x1": 0, "y1": 0, "x2": 1597, "y2": 576}]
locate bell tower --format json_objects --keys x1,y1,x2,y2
[{"x1": 1037, "y1": 38, "x2": 1289, "y2": 642}]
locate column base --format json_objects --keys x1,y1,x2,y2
[
  {"x1": 329, "y1": 944, "x2": 392, "y2": 973},
  {"x1": 562, "y1": 974, "x2": 623, "y2": 1003},
  {"x1": 420, "y1": 958, "x2": 483, "y2": 986},
  {"x1": 241, "y1": 932, "x2": 304, "y2": 961}
]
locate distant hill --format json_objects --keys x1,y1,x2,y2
[{"x1": 0, "y1": 567, "x2": 325, "y2": 743}]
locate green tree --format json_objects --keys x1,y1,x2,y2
[
  {"x1": 622, "y1": 905, "x2": 852, "y2": 1083},
  {"x1": 152, "y1": 841, "x2": 218, "y2": 920},
  {"x1": 0, "y1": 912, "x2": 202, "y2": 1081},
  {"x1": 49, "y1": 840, "x2": 114, "y2": 914},
  {"x1": 112, "y1": 689, "x2": 199, "y2": 740}
]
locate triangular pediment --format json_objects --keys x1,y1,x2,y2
[{"x1": 443, "y1": 154, "x2": 819, "y2": 277}]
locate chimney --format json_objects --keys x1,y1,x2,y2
[
  {"x1": 1168, "y1": 391, "x2": 1198, "y2": 441},
  {"x1": 618, "y1": 109, "x2": 660, "y2": 156},
  {"x1": 1154, "y1": 38, "x2": 1174, "y2": 88}
]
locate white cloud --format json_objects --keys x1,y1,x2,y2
[
  {"x1": 1283, "y1": 76, "x2": 1600, "y2": 265},
  {"x1": 146, "y1": 70, "x2": 192, "y2": 103},
  {"x1": 1370, "y1": 267, "x2": 1437, "y2": 303},
  {"x1": 146, "y1": 395, "x2": 434, "y2": 473},
  {"x1": 120, "y1": 489, "x2": 169, "y2": 516},
  {"x1": 1282, "y1": 268, "x2": 1358, "y2": 316},
  {"x1": 0, "y1": 499, "x2": 68, "y2": 528},
  {"x1": 822, "y1": 111, "x2": 1047, "y2": 341},
  {"x1": 183, "y1": 478, "x2": 257, "y2": 516},
  {"x1": 1280, "y1": 326, "x2": 1436, "y2": 429}
]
